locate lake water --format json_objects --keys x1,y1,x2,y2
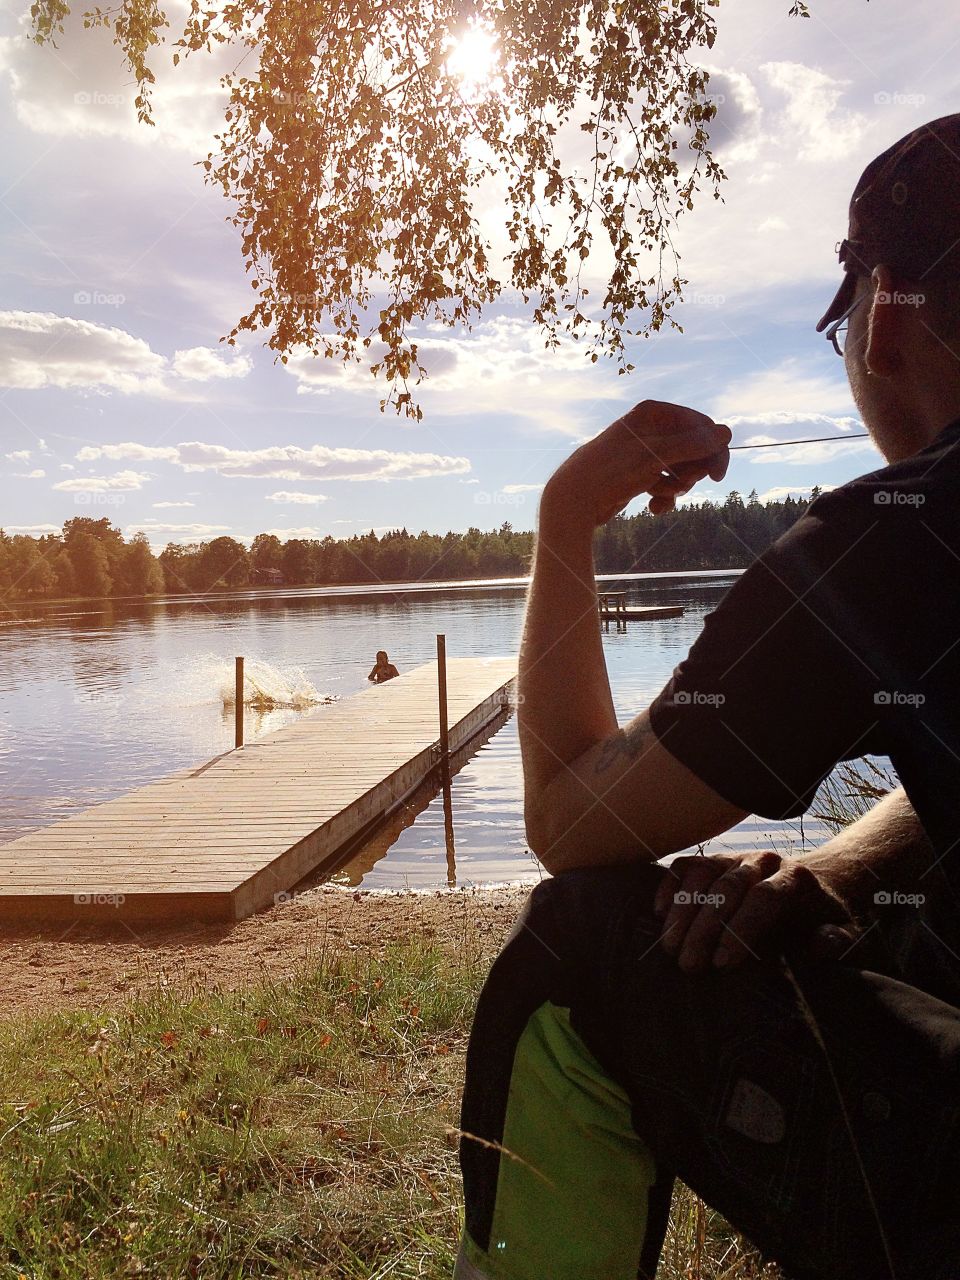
[{"x1": 1, "y1": 572, "x2": 841, "y2": 892}]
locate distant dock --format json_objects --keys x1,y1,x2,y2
[
  {"x1": 0, "y1": 657, "x2": 516, "y2": 925},
  {"x1": 599, "y1": 605, "x2": 684, "y2": 621},
  {"x1": 597, "y1": 591, "x2": 684, "y2": 623}
]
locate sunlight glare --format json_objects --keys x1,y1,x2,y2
[{"x1": 444, "y1": 22, "x2": 501, "y2": 97}]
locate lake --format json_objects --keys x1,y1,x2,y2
[{"x1": 1, "y1": 571, "x2": 841, "y2": 892}]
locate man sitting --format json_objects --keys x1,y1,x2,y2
[{"x1": 454, "y1": 116, "x2": 960, "y2": 1280}]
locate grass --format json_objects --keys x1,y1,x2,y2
[
  {"x1": 811, "y1": 756, "x2": 898, "y2": 835},
  {"x1": 0, "y1": 935, "x2": 785, "y2": 1280}
]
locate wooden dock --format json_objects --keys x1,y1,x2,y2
[{"x1": 0, "y1": 657, "x2": 516, "y2": 925}]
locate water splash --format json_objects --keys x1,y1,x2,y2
[
  {"x1": 222, "y1": 658, "x2": 333, "y2": 711},
  {"x1": 176, "y1": 655, "x2": 334, "y2": 711}
]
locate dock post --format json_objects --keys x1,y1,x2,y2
[
  {"x1": 235, "y1": 656, "x2": 244, "y2": 749},
  {"x1": 437, "y1": 634, "x2": 450, "y2": 786}
]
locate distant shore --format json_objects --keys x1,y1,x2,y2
[{"x1": 6, "y1": 567, "x2": 748, "y2": 616}]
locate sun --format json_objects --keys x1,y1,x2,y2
[{"x1": 444, "y1": 22, "x2": 501, "y2": 97}]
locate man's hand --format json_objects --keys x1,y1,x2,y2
[
  {"x1": 652, "y1": 850, "x2": 865, "y2": 972},
  {"x1": 542, "y1": 400, "x2": 732, "y2": 528}
]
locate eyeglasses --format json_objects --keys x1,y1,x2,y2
[{"x1": 824, "y1": 288, "x2": 868, "y2": 357}]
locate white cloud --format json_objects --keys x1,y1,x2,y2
[
  {"x1": 284, "y1": 316, "x2": 636, "y2": 435},
  {"x1": 152, "y1": 500, "x2": 196, "y2": 508},
  {"x1": 53, "y1": 469, "x2": 149, "y2": 492},
  {"x1": 60, "y1": 463, "x2": 75, "y2": 471},
  {"x1": 126, "y1": 520, "x2": 231, "y2": 538},
  {"x1": 676, "y1": 488, "x2": 724, "y2": 507},
  {"x1": 746, "y1": 438, "x2": 878, "y2": 466},
  {"x1": 5, "y1": 450, "x2": 30, "y2": 462},
  {"x1": 709, "y1": 362, "x2": 881, "y2": 465},
  {"x1": 713, "y1": 359, "x2": 856, "y2": 422},
  {"x1": 78, "y1": 444, "x2": 178, "y2": 462},
  {"x1": 725, "y1": 412, "x2": 864, "y2": 433},
  {"x1": 760, "y1": 62, "x2": 868, "y2": 163},
  {"x1": 13, "y1": 468, "x2": 45, "y2": 478},
  {"x1": 0, "y1": 311, "x2": 167, "y2": 395},
  {"x1": 757, "y1": 484, "x2": 837, "y2": 502},
  {"x1": 265, "y1": 491, "x2": 329, "y2": 505},
  {"x1": 502, "y1": 482, "x2": 544, "y2": 494},
  {"x1": 172, "y1": 347, "x2": 252, "y2": 381},
  {"x1": 260, "y1": 527, "x2": 324, "y2": 539},
  {"x1": 2, "y1": 523, "x2": 60, "y2": 534},
  {"x1": 0, "y1": 4, "x2": 230, "y2": 152},
  {"x1": 0, "y1": 314, "x2": 252, "y2": 398},
  {"x1": 77, "y1": 440, "x2": 471, "y2": 482},
  {"x1": 691, "y1": 66, "x2": 765, "y2": 163}
]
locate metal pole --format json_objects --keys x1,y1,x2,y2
[
  {"x1": 235, "y1": 655, "x2": 244, "y2": 749},
  {"x1": 436, "y1": 633, "x2": 450, "y2": 786}
]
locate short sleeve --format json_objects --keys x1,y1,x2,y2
[{"x1": 647, "y1": 492, "x2": 885, "y2": 820}]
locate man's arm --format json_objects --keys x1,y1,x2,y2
[
  {"x1": 801, "y1": 784, "x2": 936, "y2": 914},
  {"x1": 518, "y1": 405, "x2": 744, "y2": 873}
]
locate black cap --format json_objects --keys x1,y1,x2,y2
[{"x1": 817, "y1": 113, "x2": 960, "y2": 332}]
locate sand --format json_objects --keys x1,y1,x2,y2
[{"x1": 0, "y1": 883, "x2": 533, "y2": 1019}]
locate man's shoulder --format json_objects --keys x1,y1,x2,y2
[{"x1": 808, "y1": 417, "x2": 960, "y2": 518}]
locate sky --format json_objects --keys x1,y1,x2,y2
[{"x1": 0, "y1": 0, "x2": 958, "y2": 551}]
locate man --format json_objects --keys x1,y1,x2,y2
[{"x1": 454, "y1": 116, "x2": 960, "y2": 1280}]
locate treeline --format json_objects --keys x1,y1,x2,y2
[
  {"x1": 1, "y1": 489, "x2": 826, "y2": 601},
  {"x1": 0, "y1": 518, "x2": 163, "y2": 601}
]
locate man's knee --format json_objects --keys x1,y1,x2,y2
[{"x1": 521, "y1": 861, "x2": 668, "y2": 930}]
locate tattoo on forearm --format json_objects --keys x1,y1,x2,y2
[{"x1": 594, "y1": 721, "x2": 656, "y2": 774}]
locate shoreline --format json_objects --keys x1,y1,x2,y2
[{"x1": 0, "y1": 881, "x2": 532, "y2": 1020}]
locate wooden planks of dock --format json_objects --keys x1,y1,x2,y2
[{"x1": 0, "y1": 657, "x2": 516, "y2": 925}]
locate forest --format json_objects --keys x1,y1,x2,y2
[{"x1": 1, "y1": 490, "x2": 825, "y2": 602}]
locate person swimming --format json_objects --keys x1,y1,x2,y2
[{"x1": 367, "y1": 650, "x2": 399, "y2": 683}]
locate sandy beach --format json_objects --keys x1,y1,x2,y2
[{"x1": 0, "y1": 883, "x2": 532, "y2": 1018}]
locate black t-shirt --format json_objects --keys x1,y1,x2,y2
[{"x1": 648, "y1": 415, "x2": 960, "y2": 907}]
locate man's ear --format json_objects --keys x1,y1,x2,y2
[{"x1": 864, "y1": 264, "x2": 903, "y2": 377}]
